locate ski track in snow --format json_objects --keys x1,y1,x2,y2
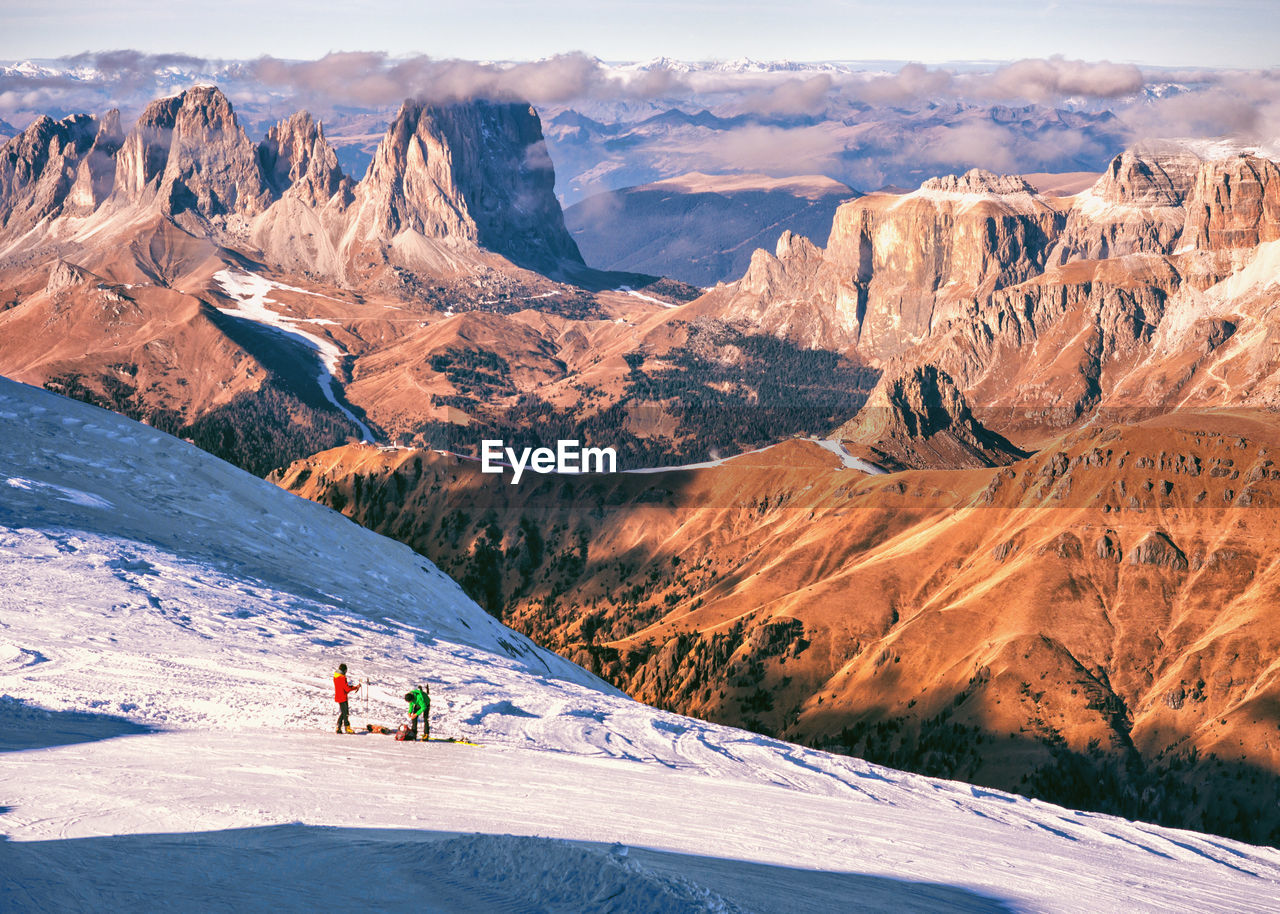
[
  {"x1": 2, "y1": 376, "x2": 1280, "y2": 912},
  {"x1": 212, "y1": 269, "x2": 375, "y2": 443}
]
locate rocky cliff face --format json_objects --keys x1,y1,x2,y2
[
  {"x1": 258, "y1": 111, "x2": 349, "y2": 207},
  {"x1": 0, "y1": 113, "x2": 100, "y2": 236},
  {"x1": 0, "y1": 87, "x2": 584, "y2": 284},
  {"x1": 1049, "y1": 145, "x2": 1201, "y2": 263},
  {"x1": 691, "y1": 169, "x2": 1066, "y2": 363},
  {"x1": 249, "y1": 111, "x2": 355, "y2": 278},
  {"x1": 349, "y1": 99, "x2": 582, "y2": 274},
  {"x1": 691, "y1": 145, "x2": 1280, "y2": 459},
  {"x1": 111, "y1": 86, "x2": 272, "y2": 224},
  {"x1": 1180, "y1": 154, "x2": 1280, "y2": 253},
  {"x1": 684, "y1": 229, "x2": 863, "y2": 351},
  {"x1": 825, "y1": 169, "x2": 1064, "y2": 362},
  {"x1": 63, "y1": 110, "x2": 124, "y2": 218}
]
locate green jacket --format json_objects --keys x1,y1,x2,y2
[{"x1": 408, "y1": 688, "x2": 430, "y2": 717}]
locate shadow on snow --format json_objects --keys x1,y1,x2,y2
[
  {"x1": 0, "y1": 696, "x2": 153, "y2": 754},
  {"x1": 0, "y1": 824, "x2": 1018, "y2": 914}
]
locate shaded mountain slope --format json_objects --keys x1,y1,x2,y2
[{"x1": 277, "y1": 416, "x2": 1280, "y2": 846}]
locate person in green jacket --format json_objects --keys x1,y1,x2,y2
[{"x1": 404, "y1": 685, "x2": 430, "y2": 741}]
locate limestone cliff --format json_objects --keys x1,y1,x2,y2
[
  {"x1": 825, "y1": 169, "x2": 1064, "y2": 362},
  {"x1": 1050, "y1": 145, "x2": 1200, "y2": 263},
  {"x1": 0, "y1": 113, "x2": 100, "y2": 236},
  {"x1": 683, "y1": 229, "x2": 862, "y2": 351},
  {"x1": 111, "y1": 86, "x2": 272, "y2": 224},
  {"x1": 347, "y1": 99, "x2": 583, "y2": 274}
]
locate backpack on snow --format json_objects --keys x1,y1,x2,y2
[{"x1": 394, "y1": 724, "x2": 411, "y2": 741}]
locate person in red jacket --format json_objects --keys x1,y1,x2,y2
[{"x1": 333, "y1": 663, "x2": 360, "y2": 733}]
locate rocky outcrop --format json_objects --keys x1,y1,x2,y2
[
  {"x1": 0, "y1": 113, "x2": 100, "y2": 235},
  {"x1": 834, "y1": 364, "x2": 1027, "y2": 469},
  {"x1": 684, "y1": 229, "x2": 863, "y2": 351},
  {"x1": 1180, "y1": 155, "x2": 1280, "y2": 252},
  {"x1": 249, "y1": 111, "x2": 354, "y2": 278},
  {"x1": 45, "y1": 258, "x2": 89, "y2": 295},
  {"x1": 1129, "y1": 530, "x2": 1188, "y2": 569},
  {"x1": 111, "y1": 86, "x2": 272, "y2": 223},
  {"x1": 685, "y1": 169, "x2": 1063, "y2": 360},
  {"x1": 825, "y1": 169, "x2": 1064, "y2": 362},
  {"x1": 1050, "y1": 145, "x2": 1201, "y2": 263},
  {"x1": 348, "y1": 99, "x2": 582, "y2": 274},
  {"x1": 64, "y1": 110, "x2": 124, "y2": 217},
  {"x1": 257, "y1": 111, "x2": 349, "y2": 207}
]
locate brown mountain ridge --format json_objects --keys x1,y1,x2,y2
[{"x1": 275, "y1": 412, "x2": 1280, "y2": 845}]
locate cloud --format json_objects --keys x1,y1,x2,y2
[
  {"x1": 249, "y1": 52, "x2": 636, "y2": 108},
  {"x1": 734, "y1": 74, "x2": 834, "y2": 116},
  {"x1": 683, "y1": 124, "x2": 849, "y2": 175},
  {"x1": 2, "y1": 49, "x2": 1278, "y2": 166},
  {"x1": 845, "y1": 64, "x2": 955, "y2": 105},
  {"x1": 964, "y1": 57, "x2": 1145, "y2": 103},
  {"x1": 915, "y1": 120, "x2": 1106, "y2": 174}
]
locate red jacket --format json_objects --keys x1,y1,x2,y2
[{"x1": 333, "y1": 671, "x2": 359, "y2": 703}]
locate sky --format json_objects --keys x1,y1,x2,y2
[{"x1": 3, "y1": 0, "x2": 1278, "y2": 69}]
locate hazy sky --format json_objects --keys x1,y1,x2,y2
[{"x1": 3, "y1": 0, "x2": 1277, "y2": 68}]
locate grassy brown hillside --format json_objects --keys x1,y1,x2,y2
[{"x1": 275, "y1": 415, "x2": 1280, "y2": 845}]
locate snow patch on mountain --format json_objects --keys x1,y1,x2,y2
[{"x1": 213, "y1": 268, "x2": 375, "y2": 442}]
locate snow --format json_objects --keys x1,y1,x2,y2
[
  {"x1": 624, "y1": 439, "x2": 885, "y2": 475},
  {"x1": 1164, "y1": 137, "x2": 1280, "y2": 164},
  {"x1": 617, "y1": 285, "x2": 679, "y2": 308},
  {"x1": 891, "y1": 186, "x2": 1047, "y2": 216},
  {"x1": 3, "y1": 375, "x2": 1280, "y2": 912},
  {"x1": 1069, "y1": 188, "x2": 1172, "y2": 221},
  {"x1": 810, "y1": 437, "x2": 889, "y2": 474},
  {"x1": 213, "y1": 269, "x2": 374, "y2": 442}
]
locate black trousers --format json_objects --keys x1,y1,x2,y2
[
  {"x1": 409, "y1": 713, "x2": 429, "y2": 740},
  {"x1": 337, "y1": 701, "x2": 351, "y2": 730}
]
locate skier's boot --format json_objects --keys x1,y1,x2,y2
[{"x1": 344, "y1": 726, "x2": 355, "y2": 734}]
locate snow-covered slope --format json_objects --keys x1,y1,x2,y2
[{"x1": 2, "y1": 377, "x2": 1280, "y2": 913}]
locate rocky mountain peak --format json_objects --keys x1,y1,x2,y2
[
  {"x1": 738, "y1": 230, "x2": 824, "y2": 296},
  {"x1": 0, "y1": 112, "x2": 99, "y2": 233},
  {"x1": 65, "y1": 109, "x2": 124, "y2": 216},
  {"x1": 258, "y1": 111, "x2": 348, "y2": 207},
  {"x1": 1091, "y1": 148, "x2": 1195, "y2": 208},
  {"x1": 354, "y1": 98, "x2": 582, "y2": 272},
  {"x1": 919, "y1": 169, "x2": 1039, "y2": 197},
  {"x1": 1049, "y1": 144, "x2": 1205, "y2": 263},
  {"x1": 835, "y1": 364, "x2": 1027, "y2": 469},
  {"x1": 113, "y1": 85, "x2": 271, "y2": 222},
  {"x1": 45, "y1": 258, "x2": 89, "y2": 295},
  {"x1": 774, "y1": 229, "x2": 821, "y2": 263}
]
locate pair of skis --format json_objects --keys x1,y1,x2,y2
[{"x1": 361, "y1": 723, "x2": 480, "y2": 746}]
